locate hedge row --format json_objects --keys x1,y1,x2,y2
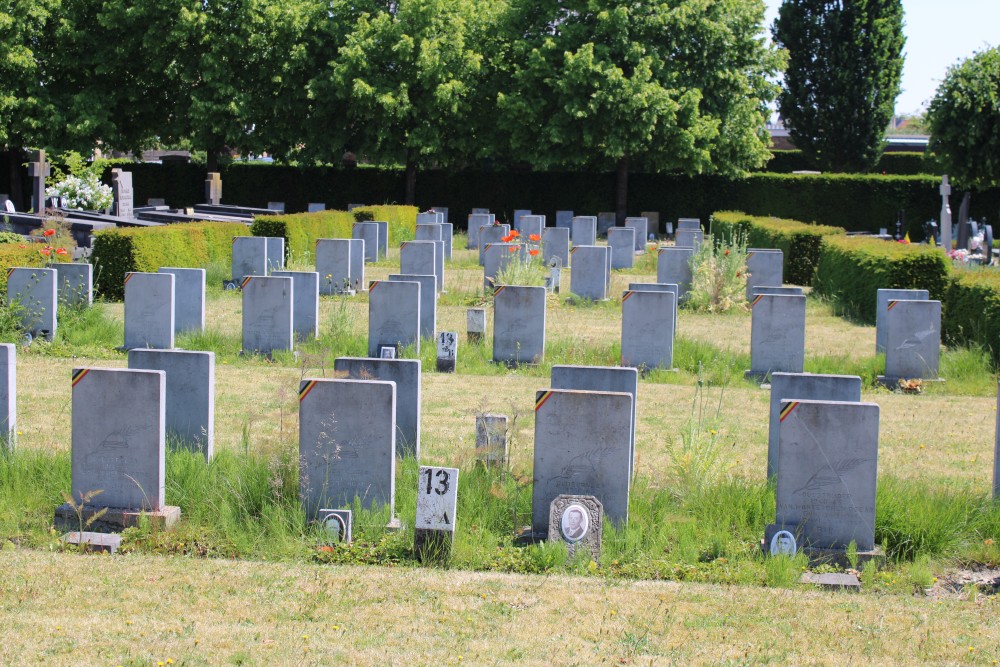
[
  {"x1": 763, "y1": 151, "x2": 933, "y2": 175},
  {"x1": 0, "y1": 243, "x2": 71, "y2": 296},
  {"x1": 249, "y1": 206, "x2": 417, "y2": 259},
  {"x1": 709, "y1": 211, "x2": 844, "y2": 286},
  {"x1": 942, "y1": 269, "x2": 1000, "y2": 363},
  {"x1": 91, "y1": 222, "x2": 250, "y2": 299}
]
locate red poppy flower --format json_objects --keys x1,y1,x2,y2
[
  {"x1": 529, "y1": 234, "x2": 541, "y2": 242},
  {"x1": 42, "y1": 228, "x2": 55, "y2": 237},
  {"x1": 529, "y1": 249, "x2": 539, "y2": 256},
  {"x1": 724, "y1": 249, "x2": 730, "y2": 256},
  {"x1": 509, "y1": 230, "x2": 520, "y2": 238},
  {"x1": 39, "y1": 248, "x2": 51, "y2": 256},
  {"x1": 508, "y1": 246, "x2": 517, "y2": 253},
  {"x1": 501, "y1": 234, "x2": 514, "y2": 242},
  {"x1": 55, "y1": 247, "x2": 68, "y2": 255},
  {"x1": 18, "y1": 244, "x2": 25, "y2": 249}
]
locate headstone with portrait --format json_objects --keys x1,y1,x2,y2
[
  {"x1": 414, "y1": 465, "x2": 459, "y2": 561},
  {"x1": 318, "y1": 508, "x2": 352, "y2": 544},
  {"x1": 548, "y1": 494, "x2": 603, "y2": 561}
]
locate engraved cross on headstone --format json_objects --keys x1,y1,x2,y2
[{"x1": 27, "y1": 150, "x2": 50, "y2": 214}]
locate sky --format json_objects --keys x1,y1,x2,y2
[{"x1": 762, "y1": 0, "x2": 998, "y2": 115}]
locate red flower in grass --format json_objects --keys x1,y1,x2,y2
[
  {"x1": 529, "y1": 249, "x2": 539, "y2": 256},
  {"x1": 529, "y1": 234, "x2": 541, "y2": 242},
  {"x1": 18, "y1": 244, "x2": 25, "y2": 249},
  {"x1": 42, "y1": 228, "x2": 55, "y2": 237},
  {"x1": 509, "y1": 230, "x2": 520, "y2": 238},
  {"x1": 39, "y1": 247, "x2": 51, "y2": 257},
  {"x1": 501, "y1": 234, "x2": 515, "y2": 243},
  {"x1": 508, "y1": 246, "x2": 518, "y2": 253},
  {"x1": 724, "y1": 249, "x2": 730, "y2": 256},
  {"x1": 55, "y1": 247, "x2": 69, "y2": 256}
]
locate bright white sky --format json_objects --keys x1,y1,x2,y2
[{"x1": 762, "y1": 0, "x2": 998, "y2": 115}]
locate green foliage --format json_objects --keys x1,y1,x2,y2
[
  {"x1": 251, "y1": 206, "x2": 417, "y2": 259},
  {"x1": 710, "y1": 211, "x2": 844, "y2": 285},
  {"x1": 0, "y1": 243, "x2": 62, "y2": 296},
  {"x1": 942, "y1": 267, "x2": 1000, "y2": 365},
  {"x1": 763, "y1": 150, "x2": 932, "y2": 175},
  {"x1": 927, "y1": 46, "x2": 1000, "y2": 189},
  {"x1": 686, "y1": 234, "x2": 749, "y2": 313},
  {"x1": 812, "y1": 235, "x2": 949, "y2": 323},
  {"x1": 773, "y1": 0, "x2": 905, "y2": 172}
]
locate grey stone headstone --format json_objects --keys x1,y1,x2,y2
[
  {"x1": 467, "y1": 213, "x2": 494, "y2": 248},
  {"x1": 641, "y1": 211, "x2": 660, "y2": 235},
  {"x1": 476, "y1": 413, "x2": 507, "y2": 466},
  {"x1": 624, "y1": 217, "x2": 648, "y2": 251},
  {"x1": 307, "y1": 203, "x2": 326, "y2": 213},
  {"x1": 607, "y1": 227, "x2": 635, "y2": 269},
  {"x1": 532, "y1": 389, "x2": 632, "y2": 533},
  {"x1": 267, "y1": 202, "x2": 285, "y2": 213},
  {"x1": 111, "y1": 168, "x2": 133, "y2": 219},
  {"x1": 158, "y1": 267, "x2": 205, "y2": 334},
  {"x1": 597, "y1": 212, "x2": 615, "y2": 236},
  {"x1": 572, "y1": 217, "x2": 597, "y2": 246},
  {"x1": 7, "y1": 267, "x2": 57, "y2": 340},
  {"x1": 368, "y1": 279, "x2": 420, "y2": 357},
  {"x1": 70, "y1": 367, "x2": 165, "y2": 510},
  {"x1": 147, "y1": 198, "x2": 166, "y2": 207},
  {"x1": 471, "y1": 208, "x2": 490, "y2": 214},
  {"x1": 375, "y1": 221, "x2": 389, "y2": 260},
  {"x1": 271, "y1": 271, "x2": 319, "y2": 341},
  {"x1": 124, "y1": 272, "x2": 174, "y2": 350},
  {"x1": 513, "y1": 210, "x2": 531, "y2": 230},
  {"x1": 677, "y1": 218, "x2": 701, "y2": 231},
  {"x1": 436, "y1": 331, "x2": 457, "y2": 373},
  {"x1": 467, "y1": 308, "x2": 486, "y2": 343},
  {"x1": 241, "y1": 276, "x2": 293, "y2": 356},
  {"x1": 555, "y1": 211, "x2": 574, "y2": 229},
  {"x1": 431, "y1": 207, "x2": 449, "y2": 223},
  {"x1": 334, "y1": 357, "x2": 421, "y2": 458},
  {"x1": 0, "y1": 344, "x2": 15, "y2": 451},
  {"x1": 519, "y1": 215, "x2": 544, "y2": 240},
  {"x1": 432, "y1": 240, "x2": 445, "y2": 291},
  {"x1": 752, "y1": 286, "x2": 803, "y2": 298},
  {"x1": 621, "y1": 289, "x2": 675, "y2": 371},
  {"x1": 415, "y1": 223, "x2": 443, "y2": 241},
  {"x1": 628, "y1": 282, "x2": 678, "y2": 335},
  {"x1": 478, "y1": 224, "x2": 511, "y2": 265},
  {"x1": 551, "y1": 365, "x2": 638, "y2": 478},
  {"x1": 416, "y1": 212, "x2": 443, "y2": 225},
  {"x1": 657, "y1": 247, "x2": 695, "y2": 299},
  {"x1": 748, "y1": 294, "x2": 806, "y2": 379},
  {"x1": 745, "y1": 249, "x2": 784, "y2": 299},
  {"x1": 231, "y1": 236, "x2": 267, "y2": 283},
  {"x1": 352, "y1": 222, "x2": 379, "y2": 263},
  {"x1": 548, "y1": 494, "x2": 603, "y2": 561},
  {"x1": 388, "y1": 273, "x2": 436, "y2": 340},
  {"x1": 570, "y1": 246, "x2": 610, "y2": 300},
  {"x1": 768, "y1": 373, "x2": 862, "y2": 479},
  {"x1": 348, "y1": 238, "x2": 366, "y2": 291},
  {"x1": 675, "y1": 229, "x2": 704, "y2": 248},
  {"x1": 315, "y1": 238, "x2": 353, "y2": 294},
  {"x1": 542, "y1": 227, "x2": 570, "y2": 269},
  {"x1": 400, "y1": 241, "x2": 439, "y2": 293},
  {"x1": 775, "y1": 399, "x2": 880, "y2": 551},
  {"x1": 882, "y1": 300, "x2": 941, "y2": 381},
  {"x1": 414, "y1": 465, "x2": 459, "y2": 559},
  {"x1": 482, "y1": 243, "x2": 519, "y2": 289},
  {"x1": 493, "y1": 285, "x2": 546, "y2": 365},
  {"x1": 875, "y1": 289, "x2": 929, "y2": 354},
  {"x1": 128, "y1": 349, "x2": 215, "y2": 459},
  {"x1": 265, "y1": 237, "x2": 285, "y2": 272},
  {"x1": 441, "y1": 223, "x2": 454, "y2": 261},
  {"x1": 298, "y1": 378, "x2": 395, "y2": 519}
]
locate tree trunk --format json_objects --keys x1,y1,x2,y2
[
  {"x1": 615, "y1": 155, "x2": 630, "y2": 226},
  {"x1": 404, "y1": 150, "x2": 417, "y2": 205}
]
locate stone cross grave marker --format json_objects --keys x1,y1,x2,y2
[
  {"x1": 353, "y1": 222, "x2": 379, "y2": 263},
  {"x1": 205, "y1": 172, "x2": 222, "y2": 205},
  {"x1": 493, "y1": 285, "x2": 546, "y2": 365},
  {"x1": 231, "y1": 236, "x2": 267, "y2": 283},
  {"x1": 745, "y1": 249, "x2": 784, "y2": 300},
  {"x1": 7, "y1": 267, "x2": 57, "y2": 340},
  {"x1": 572, "y1": 216, "x2": 597, "y2": 246},
  {"x1": 0, "y1": 344, "x2": 14, "y2": 452},
  {"x1": 542, "y1": 227, "x2": 570, "y2": 268},
  {"x1": 657, "y1": 247, "x2": 695, "y2": 300},
  {"x1": 388, "y1": 273, "x2": 436, "y2": 340},
  {"x1": 476, "y1": 413, "x2": 507, "y2": 467},
  {"x1": 111, "y1": 168, "x2": 133, "y2": 219},
  {"x1": 880, "y1": 299, "x2": 941, "y2": 383},
  {"x1": 746, "y1": 294, "x2": 806, "y2": 382},
  {"x1": 271, "y1": 271, "x2": 319, "y2": 341},
  {"x1": 875, "y1": 289, "x2": 928, "y2": 354},
  {"x1": 414, "y1": 465, "x2": 459, "y2": 561},
  {"x1": 607, "y1": 227, "x2": 635, "y2": 269},
  {"x1": 158, "y1": 267, "x2": 205, "y2": 334},
  {"x1": 621, "y1": 289, "x2": 675, "y2": 371},
  {"x1": 334, "y1": 357, "x2": 422, "y2": 458},
  {"x1": 368, "y1": 280, "x2": 420, "y2": 357},
  {"x1": 124, "y1": 272, "x2": 174, "y2": 350},
  {"x1": 241, "y1": 276, "x2": 293, "y2": 356},
  {"x1": 27, "y1": 150, "x2": 49, "y2": 213},
  {"x1": 570, "y1": 246, "x2": 609, "y2": 300},
  {"x1": 316, "y1": 239, "x2": 354, "y2": 295},
  {"x1": 436, "y1": 331, "x2": 457, "y2": 372},
  {"x1": 549, "y1": 494, "x2": 603, "y2": 561}
]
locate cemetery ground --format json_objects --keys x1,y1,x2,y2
[{"x1": 1, "y1": 236, "x2": 1000, "y2": 664}]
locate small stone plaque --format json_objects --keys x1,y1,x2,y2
[
  {"x1": 318, "y1": 508, "x2": 353, "y2": 544},
  {"x1": 414, "y1": 465, "x2": 459, "y2": 560},
  {"x1": 548, "y1": 494, "x2": 603, "y2": 561},
  {"x1": 436, "y1": 331, "x2": 457, "y2": 372},
  {"x1": 467, "y1": 308, "x2": 486, "y2": 344},
  {"x1": 475, "y1": 414, "x2": 507, "y2": 466}
]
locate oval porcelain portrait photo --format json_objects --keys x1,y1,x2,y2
[{"x1": 560, "y1": 504, "x2": 589, "y2": 543}]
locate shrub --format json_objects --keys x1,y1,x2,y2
[
  {"x1": 0, "y1": 243, "x2": 70, "y2": 296},
  {"x1": 686, "y1": 233, "x2": 749, "y2": 313},
  {"x1": 942, "y1": 268, "x2": 1000, "y2": 364},
  {"x1": 250, "y1": 206, "x2": 417, "y2": 259}
]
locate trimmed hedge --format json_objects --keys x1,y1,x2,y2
[
  {"x1": 0, "y1": 243, "x2": 71, "y2": 297},
  {"x1": 249, "y1": 206, "x2": 417, "y2": 259},
  {"x1": 91, "y1": 222, "x2": 250, "y2": 299},
  {"x1": 763, "y1": 150, "x2": 933, "y2": 175},
  {"x1": 813, "y1": 236, "x2": 950, "y2": 323},
  {"x1": 942, "y1": 269, "x2": 1000, "y2": 363},
  {"x1": 709, "y1": 211, "x2": 844, "y2": 285}
]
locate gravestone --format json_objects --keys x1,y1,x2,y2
[
  {"x1": 607, "y1": 227, "x2": 635, "y2": 269},
  {"x1": 771, "y1": 399, "x2": 880, "y2": 554},
  {"x1": 547, "y1": 265, "x2": 561, "y2": 294},
  {"x1": 549, "y1": 494, "x2": 603, "y2": 561},
  {"x1": 875, "y1": 289, "x2": 929, "y2": 354},
  {"x1": 416, "y1": 212, "x2": 443, "y2": 225},
  {"x1": 570, "y1": 246, "x2": 610, "y2": 300},
  {"x1": 556, "y1": 211, "x2": 574, "y2": 229},
  {"x1": 432, "y1": 240, "x2": 445, "y2": 291},
  {"x1": 128, "y1": 349, "x2": 215, "y2": 458},
  {"x1": 657, "y1": 247, "x2": 695, "y2": 299},
  {"x1": 7, "y1": 267, "x2": 57, "y2": 340},
  {"x1": 478, "y1": 224, "x2": 511, "y2": 265},
  {"x1": 298, "y1": 378, "x2": 396, "y2": 518},
  {"x1": 476, "y1": 414, "x2": 507, "y2": 466},
  {"x1": 315, "y1": 239, "x2": 354, "y2": 294},
  {"x1": 231, "y1": 236, "x2": 267, "y2": 283},
  {"x1": 624, "y1": 217, "x2": 648, "y2": 251},
  {"x1": 334, "y1": 357, "x2": 421, "y2": 458},
  {"x1": 0, "y1": 345, "x2": 14, "y2": 451},
  {"x1": 628, "y1": 282, "x2": 678, "y2": 335},
  {"x1": 675, "y1": 229, "x2": 704, "y2": 248},
  {"x1": 307, "y1": 203, "x2": 326, "y2": 213},
  {"x1": 271, "y1": 271, "x2": 319, "y2": 340},
  {"x1": 265, "y1": 237, "x2": 285, "y2": 272},
  {"x1": 415, "y1": 223, "x2": 443, "y2": 242},
  {"x1": 467, "y1": 213, "x2": 495, "y2": 249},
  {"x1": 520, "y1": 215, "x2": 544, "y2": 240},
  {"x1": 542, "y1": 227, "x2": 570, "y2": 268},
  {"x1": 352, "y1": 222, "x2": 380, "y2": 262},
  {"x1": 111, "y1": 168, "x2": 133, "y2": 219},
  {"x1": 621, "y1": 289, "x2": 675, "y2": 371},
  {"x1": 493, "y1": 285, "x2": 546, "y2": 365},
  {"x1": 572, "y1": 217, "x2": 597, "y2": 246},
  {"x1": 436, "y1": 331, "x2": 457, "y2": 372},
  {"x1": 399, "y1": 241, "x2": 438, "y2": 293},
  {"x1": 375, "y1": 221, "x2": 389, "y2": 260},
  {"x1": 745, "y1": 249, "x2": 784, "y2": 299},
  {"x1": 880, "y1": 299, "x2": 941, "y2": 382},
  {"x1": 414, "y1": 465, "x2": 459, "y2": 560},
  {"x1": 467, "y1": 308, "x2": 486, "y2": 344},
  {"x1": 532, "y1": 389, "x2": 632, "y2": 534},
  {"x1": 205, "y1": 172, "x2": 222, "y2": 205},
  {"x1": 388, "y1": 273, "x2": 436, "y2": 340},
  {"x1": 751, "y1": 286, "x2": 803, "y2": 298},
  {"x1": 471, "y1": 208, "x2": 490, "y2": 214},
  {"x1": 124, "y1": 272, "x2": 174, "y2": 350},
  {"x1": 267, "y1": 202, "x2": 285, "y2": 213},
  {"x1": 28, "y1": 150, "x2": 49, "y2": 213},
  {"x1": 597, "y1": 212, "x2": 616, "y2": 236},
  {"x1": 348, "y1": 238, "x2": 366, "y2": 291},
  {"x1": 430, "y1": 207, "x2": 449, "y2": 223},
  {"x1": 747, "y1": 294, "x2": 806, "y2": 381},
  {"x1": 368, "y1": 280, "x2": 420, "y2": 357},
  {"x1": 677, "y1": 218, "x2": 701, "y2": 231},
  {"x1": 513, "y1": 210, "x2": 531, "y2": 230},
  {"x1": 995, "y1": 382, "x2": 1000, "y2": 499},
  {"x1": 441, "y1": 222, "x2": 454, "y2": 261},
  {"x1": 241, "y1": 276, "x2": 293, "y2": 356},
  {"x1": 482, "y1": 243, "x2": 519, "y2": 289},
  {"x1": 767, "y1": 373, "x2": 862, "y2": 479},
  {"x1": 49, "y1": 263, "x2": 92, "y2": 308},
  {"x1": 641, "y1": 211, "x2": 660, "y2": 236},
  {"x1": 158, "y1": 267, "x2": 205, "y2": 333}
]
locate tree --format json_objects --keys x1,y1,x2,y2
[
  {"x1": 773, "y1": 0, "x2": 905, "y2": 172},
  {"x1": 497, "y1": 0, "x2": 782, "y2": 223},
  {"x1": 927, "y1": 46, "x2": 1000, "y2": 189}
]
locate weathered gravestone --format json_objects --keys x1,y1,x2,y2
[
  {"x1": 641, "y1": 211, "x2": 660, "y2": 236},
  {"x1": 241, "y1": 276, "x2": 293, "y2": 356},
  {"x1": 556, "y1": 211, "x2": 574, "y2": 229},
  {"x1": 875, "y1": 289, "x2": 929, "y2": 354},
  {"x1": 493, "y1": 285, "x2": 546, "y2": 365},
  {"x1": 158, "y1": 267, "x2": 205, "y2": 333},
  {"x1": 271, "y1": 271, "x2": 319, "y2": 340},
  {"x1": 298, "y1": 378, "x2": 396, "y2": 519},
  {"x1": 751, "y1": 286, "x2": 803, "y2": 298},
  {"x1": 334, "y1": 357, "x2": 421, "y2": 458},
  {"x1": 627, "y1": 282, "x2": 678, "y2": 335},
  {"x1": 677, "y1": 218, "x2": 701, "y2": 231},
  {"x1": 436, "y1": 331, "x2": 457, "y2": 372},
  {"x1": 375, "y1": 221, "x2": 389, "y2": 260},
  {"x1": 0, "y1": 344, "x2": 14, "y2": 451},
  {"x1": 542, "y1": 226, "x2": 570, "y2": 268},
  {"x1": 532, "y1": 389, "x2": 632, "y2": 534},
  {"x1": 315, "y1": 239, "x2": 354, "y2": 295},
  {"x1": 265, "y1": 237, "x2": 285, "y2": 272},
  {"x1": 205, "y1": 172, "x2": 222, "y2": 205},
  {"x1": 879, "y1": 299, "x2": 941, "y2": 383},
  {"x1": 570, "y1": 246, "x2": 610, "y2": 300},
  {"x1": 352, "y1": 222, "x2": 380, "y2": 263},
  {"x1": 349, "y1": 238, "x2": 366, "y2": 291},
  {"x1": 111, "y1": 168, "x2": 133, "y2": 219},
  {"x1": 307, "y1": 203, "x2": 326, "y2": 213},
  {"x1": 124, "y1": 272, "x2": 174, "y2": 350},
  {"x1": 621, "y1": 289, "x2": 675, "y2": 371},
  {"x1": 231, "y1": 236, "x2": 267, "y2": 283},
  {"x1": 675, "y1": 228, "x2": 704, "y2": 249},
  {"x1": 597, "y1": 212, "x2": 616, "y2": 236},
  {"x1": 368, "y1": 280, "x2": 420, "y2": 357},
  {"x1": 607, "y1": 227, "x2": 635, "y2": 269},
  {"x1": 388, "y1": 274, "x2": 436, "y2": 340},
  {"x1": 572, "y1": 216, "x2": 597, "y2": 246},
  {"x1": 624, "y1": 217, "x2": 648, "y2": 251},
  {"x1": 415, "y1": 223, "x2": 443, "y2": 242},
  {"x1": 657, "y1": 247, "x2": 695, "y2": 299},
  {"x1": 55, "y1": 367, "x2": 180, "y2": 531},
  {"x1": 770, "y1": 399, "x2": 881, "y2": 557},
  {"x1": 482, "y1": 243, "x2": 519, "y2": 289},
  {"x1": 414, "y1": 465, "x2": 459, "y2": 561},
  {"x1": 767, "y1": 373, "x2": 862, "y2": 479},
  {"x1": 478, "y1": 224, "x2": 511, "y2": 265},
  {"x1": 745, "y1": 249, "x2": 784, "y2": 299},
  {"x1": 513, "y1": 210, "x2": 531, "y2": 230},
  {"x1": 467, "y1": 213, "x2": 494, "y2": 249},
  {"x1": 128, "y1": 349, "x2": 215, "y2": 459},
  {"x1": 549, "y1": 494, "x2": 603, "y2": 561},
  {"x1": 519, "y1": 215, "x2": 544, "y2": 240},
  {"x1": 7, "y1": 267, "x2": 57, "y2": 340},
  {"x1": 746, "y1": 294, "x2": 806, "y2": 381},
  {"x1": 441, "y1": 222, "x2": 454, "y2": 261},
  {"x1": 476, "y1": 413, "x2": 507, "y2": 466},
  {"x1": 467, "y1": 308, "x2": 486, "y2": 344}
]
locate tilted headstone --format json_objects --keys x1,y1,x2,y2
[
  {"x1": 368, "y1": 280, "x2": 420, "y2": 357},
  {"x1": 657, "y1": 247, "x2": 695, "y2": 299},
  {"x1": 124, "y1": 272, "x2": 174, "y2": 350},
  {"x1": 627, "y1": 282, "x2": 678, "y2": 335},
  {"x1": 158, "y1": 267, "x2": 205, "y2": 334},
  {"x1": 572, "y1": 216, "x2": 597, "y2": 246},
  {"x1": 467, "y1": 213, "x2": 495, "y2": 249},
  {"x1": 597, "y1": 212, "x2": 615, "y2": 236},
  {"x1": 549, "y1": 494, "x2": 603, "y2": 561},
  {"x1": 875, "y1": 289, "x2": 929, "y2": 354},
  {"x1": 675, "y1": 228, "x2": 704, "y2": 248},
  {"x1": 747, "y1": 294, "x2": 806, "y2": 381},
  {"x1": 745, "y1": 249, "x2": 784, "y2": 299},
  {"x1": 205, "y1": 172, "x2": 222, "y2": 205},
  {"x1": 482, "y1": 242, "x2": 519, "y2": 289},
  {"x1": 607, "y1": 227, "x2": 635, "y2": 269},
  {"x1": 467, "y1": 308, "x2": 486, "y2": 344},
  {"x1": 475, "y1": 413, "x2": 507, "y2": 466},
  {"x1": 231, "y1": 236, "x2": 267, "y2": 283},
  {"x1": 880, "y1": 299, "x2": 941, "y2": 382},
  {"x1": 414, "y1": 465, "x2": 459, "y2": 560},
  {"x1": 348, "y1": 238, "x2": 366, "y2": 291},
  {"x1": 436, "y1": 331, "x2": 457, "y2": 373},
  {"x1": 751, "y1": 286, "x2": 803, "y2": 298},
  {"x1": 271, "y1": 271, "x2": 319, "y2": 340},
  {"x1": 128, "y1": 349, "x2": 215, "y2": 458},
  {"x1": 767, "y1": 373, "x2": 862, "y2": 479},
  {"x1": 621, "y1": 289, "x2": 675, "y2": 371},
  {"x1": 641, "y1": 211, "x2": 660, "y2": 236},
  {"x1": 7, "y1": 267, "x2": 57, "y2": 340},
  {"x1": 315, "y1": 238, "x2": 354, "y2": 295},
  {"x1": 555, "y1": 211, "x2": 574, "y2": 229},
  {"x1": 388, "y1": 273, "x2": 436, "y2": 340},
  {"x1": 624, "y1": 217, "x2": 648, "y2": 251},
  {"x1": 298, "y1": 378, "x2": 395, "y2": 519},
  {"x1": 0, "y1": 344, "x2": 15, "y2": 451},
  {"x1": 542, "y1": 227, "x2": 570, "y2": 268},
  {"x1": 352, "y1": 222, "x2": 379, "y2": 263},
  {"x1": 478, "y1": 224, "x2": 511, "y2": 265},
  {"x1": 399, "y1": 241, "x2": 438, "y2": 295},
  {"x1": 265, "y1": 236, "x2": 285, "y2": 272},
  {"x1": 532, "y1": 389, "x2": 632, "y2": 534},
  {"x1": 111, "y1": 168, "x2": 134, "y2": 219},
  {"x1": 334, "y1": 357, "x2": 421, "y2": 458},
  {"x1": 570, "y1": 246, "x2": 610, "y2": 300},
  {"x1": 241, "y1": 276, "x2": 293, "y2": 356},
  {"x1": 493, "y1": 285, "x2": 546, "y2": 365}
]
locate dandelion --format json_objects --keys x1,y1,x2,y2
[
  {"x1": 529, "y1": 234, "x2": 540, "y2": 242},
  {"x1": 42, "y1": 228, "x2": 55, "y2": 237}
]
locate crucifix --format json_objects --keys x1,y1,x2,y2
[{"x1": 27, "y1": 150, "x2": 50, "y2": 214}]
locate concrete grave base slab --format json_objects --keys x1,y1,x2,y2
[
  {"x1": 54, "y1": 503, "x2": 180, "y2": 533},
  {"x1": 760, "y1": 524, "x2": 885, "y2": 568},
  {"x1": 799, "y1": 572, "x2": 862, "y2": 591},
  {"x1": 61, "y1": 531, "x2": 122, "y2": 553}
]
